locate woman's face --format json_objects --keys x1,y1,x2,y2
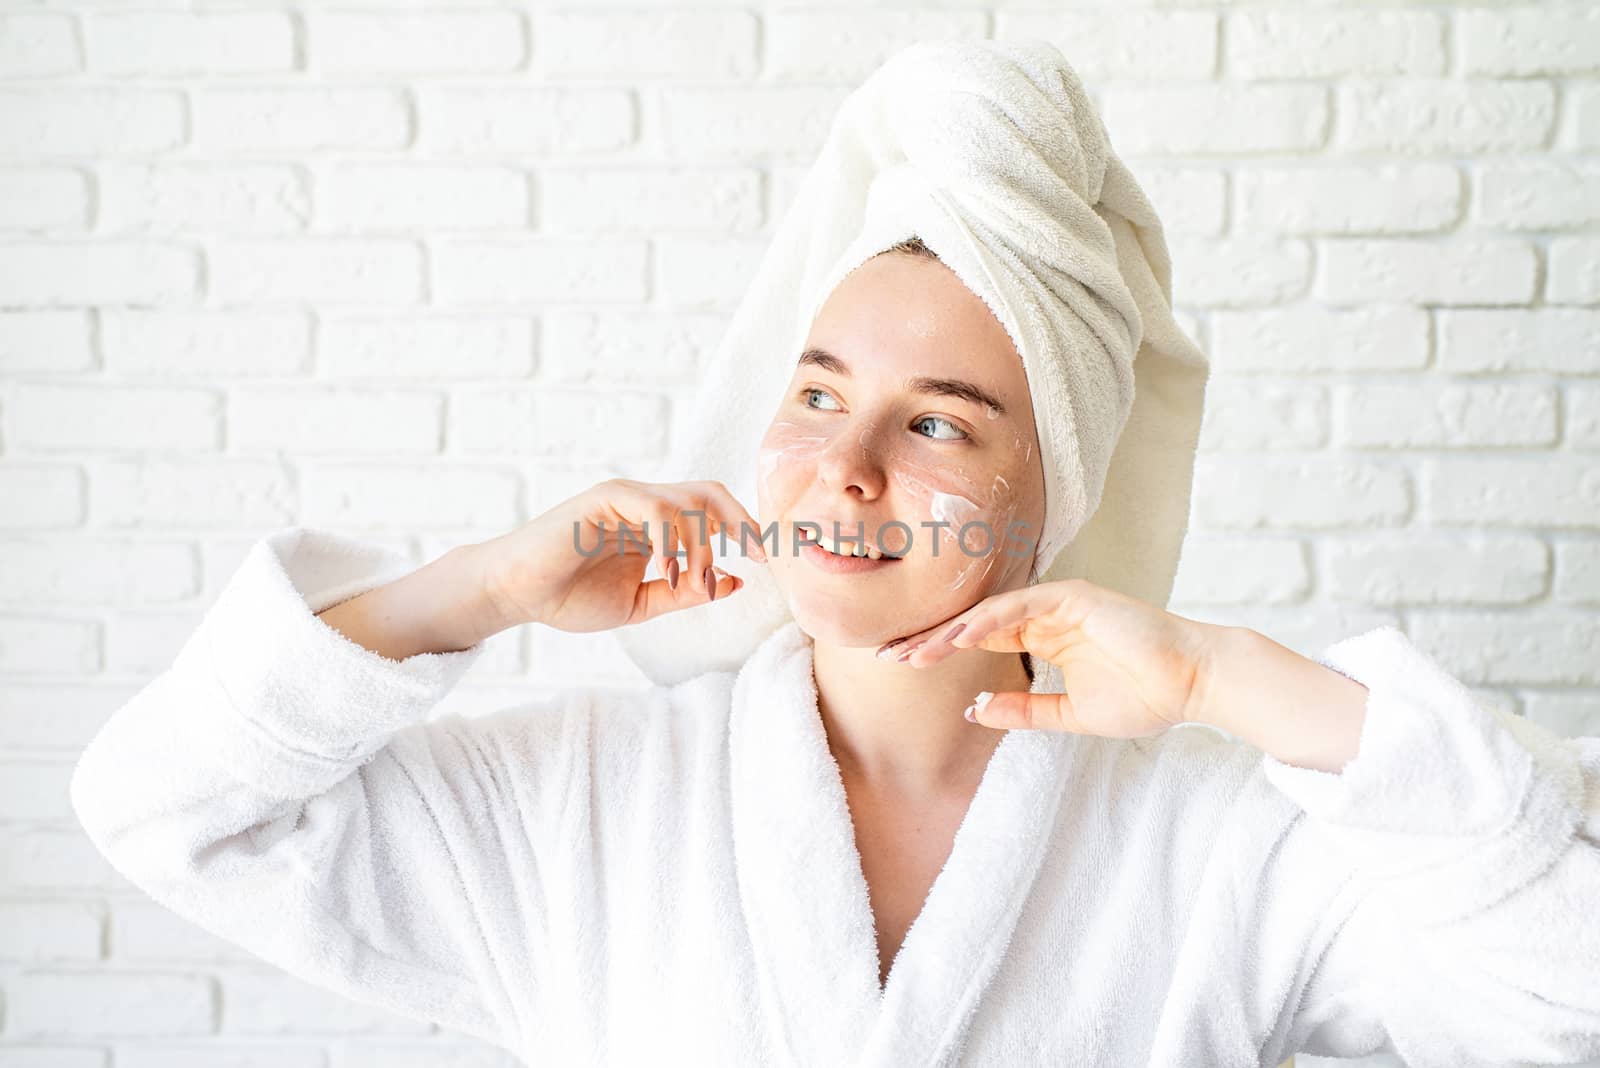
[{"x1": 756, "y1": 250, "x2": 1046, "y2": 648}]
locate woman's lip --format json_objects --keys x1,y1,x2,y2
[{"x1": 801, "y1": 540, "x2": 903, "y2": 573}]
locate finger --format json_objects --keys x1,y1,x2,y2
[
  {"x1": 602, "y1": 482, "x2": 672, "y2": 576},
  {"x1": 874, "y1": 622, "x2": 951, "y2": 664},
  {"x1": 653, "y1": 503, "x2": 680, "y2": 592},
  {"x1": 631, "y1": 575, "x2": 675, "y2": 624},
  {"x1": 655, "y1": 510, "x2": 688, "y2": 597},
  {"x1": 876, "y1": 610, "x2": 995, "y2": 666},
  {"x1": 678, "y1": 484, "x2": 768, "y2": 589},
  {"x1": 882, "y1": 587, "x2": 1040, "y2": 667},
  {"x1": 631, "y1": 568, "x2": 743, "y2": 625},
  {"x1": 694, "y1": 566, "x2": 741, "y2": 604},
  {"x1": 947, "y1": 585, "x2": 1052, "y2": 647},
  {"x1": 874, "y1": 606, "x2": 981, "y2": 660},
  {"x1": 682, "y1": 541, "x2": 743, "y2": 604},
  {"x1": 661, "y1": 497, "x2": 713, "y2": 598},
  {"x1": 690, "y1": 480, "x2": 768, "y2": 564},
  {"x1": 903, "y1": 628, "x2": 1020, "y2": 673},
  {"x1": 607, "y1": 482, "x2": 728, "y2": 602},
  {"x1": 715, "y1": 567, "x2": 742, "y2": 599},
  {"x1": 622, "y1": 488, "x2": 701, "y2": 598},
  {"x1": 966, "y1": 690, "x2": 1076, "y2": 732},
  {"x1": 676, "y1": 488, "x2": 744, "y2": 594},
  {"x1": 644, "y1": 501, "x2": 677, "y2": 594}
]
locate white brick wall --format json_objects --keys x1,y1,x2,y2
[{"x1": 1, "y1": 4, "x2": 1595, "y2": 1067}]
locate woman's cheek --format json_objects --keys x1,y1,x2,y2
[
  {"x1": 891, "y1": 462, "x2": 1027, "y2": 592},
  {"x1": 756, "y1": 420, "x2": 827, "y2": 548}
]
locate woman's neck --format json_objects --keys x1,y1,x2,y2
[{"x1": 811, "y1": 636, "x2": 1032, "y2": 796}]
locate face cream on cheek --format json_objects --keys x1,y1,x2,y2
[
  {"x1": 891, "y1": 459, "x2": 1033, "y2": 593},
  {"x1": 891, "y1": 467, "x2": 984, "y2": 583},
  {"x1": 757, "y1": 421, "x2": 829, "y2": 542},
  {"x1": 929, "y1": 488, "x2": 981, "y2": 530},
  {"x1": 758, "y1": 439, "x2": 826, "y2": 492},
  {"x1": 954, "y1": 477, "x2": 1027, "y2": 591}
]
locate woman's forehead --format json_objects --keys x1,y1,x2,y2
[
  {"x1": 804, "y1": 261, "x2": 1030, "y2": 408},
  {"x1": 794, "y1": 345, "x2": 1021, "y2": 426}
]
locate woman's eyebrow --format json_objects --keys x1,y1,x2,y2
[{"x1": 797, "y1": 347, "x2": 1008, "y2": 417}]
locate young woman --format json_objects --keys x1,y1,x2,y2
[{"x1": 70, "y1": 40, "x2": 1599, "y2": 1068}]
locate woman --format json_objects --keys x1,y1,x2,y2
[{"x1": 70, "y1": 41, "x2": 1600, "y2": 1068}]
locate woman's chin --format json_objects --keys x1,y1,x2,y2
[
  {"x1": 785, "y1": 596, "x2": 920, "y2": 649},
  {"x1": 776, "y1": 560, "x2": 976, "y2": 647}
]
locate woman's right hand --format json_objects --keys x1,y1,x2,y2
[{"x1": 474, "y1": 478, "x2": 768, "y2": 635}]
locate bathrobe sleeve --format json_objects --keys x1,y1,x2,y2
[
  {"x1": 68, "y1": 526, "x2": 532, "y2": 1054},
  {"x1": 1260, "y1": 625, "x2": 1600, "y2": 1067}
]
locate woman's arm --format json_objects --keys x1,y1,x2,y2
[
  {"x1": 68, "y1": 527, "x2": 553, "y2": 1054},
  {"x1": 1201, "y1": 626, "x2": 1600, "y2": 1065},
  {"x1": 313, "y1": 537, "x2": 510, "y2": 661}
]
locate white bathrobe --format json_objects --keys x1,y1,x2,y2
[{"x1": 70, "y1": 527, "x2": 1600, "y2": 1067}]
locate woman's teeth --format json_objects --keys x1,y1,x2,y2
[{"x1": 802, "y1": 530, "x2": 890, "y2": 559}]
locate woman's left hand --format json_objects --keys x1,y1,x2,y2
[{"x1": 885, "y1": 578, "x2": 1226, "y2": 737}]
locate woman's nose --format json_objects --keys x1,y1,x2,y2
[{"x1": 815, "y1": 420, "x2": 890, "y2": 498}]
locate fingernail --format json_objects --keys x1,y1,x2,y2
[
  {"x1": 876, "y1": 637, "x2": 906, "y2": 658},
  {"x1": 963, "y1": 704, "x2": 977, "y2": 722},
  {"x1": 942, "y1": 623, "x2": 966, "y2": 643},
  {"x1": 974, "y1": 691, "x2": 994, "y2": 712},
  {"x1": 704, "y1": 565, "x2": 716, "y2": 600},
  {"x1": 897, "y1": 643, "x2": 921, "y2": 663},
  {"x1": 667, "y1": 558, "x2": 679, "y2": 590}
]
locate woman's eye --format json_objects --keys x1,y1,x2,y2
[
  {"x1": 913, "y1": 415, "x2": 968, "y2": 442},
  {"x1": 800, "y1": 387, "x2": 840, "y2": 410},
  {"x1": 801, "y1": 388, "x2": 967, "y2": 442}
]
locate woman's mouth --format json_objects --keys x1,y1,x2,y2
[{"x1": 798, "y1": 529, "x2": 904, "y2": 574}]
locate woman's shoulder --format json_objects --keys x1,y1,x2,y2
[{"x1": 418, "y1": 666, "x2": 741, "y2": 773}]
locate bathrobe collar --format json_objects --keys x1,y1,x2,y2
[{"x1": 728, "y1": 621, "x2": 1079, "y2": 1068}]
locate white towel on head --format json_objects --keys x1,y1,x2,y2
[{"x1": 613, "y1": 38, "x2": 1209, "y2": 689}]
